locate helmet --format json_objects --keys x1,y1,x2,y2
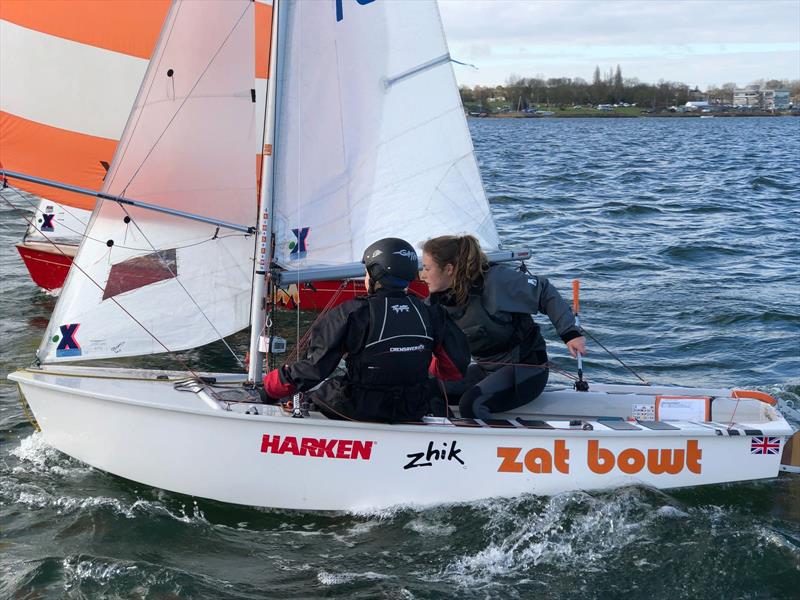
[{"x1": 362, "y1": 238, "x2": 419, "y2": 286}]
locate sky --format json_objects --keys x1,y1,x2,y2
[{"x1": 437, "y1": 0, "x2": 800, "y2": 89}]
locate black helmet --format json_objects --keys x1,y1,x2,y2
[{"x1": 362, "y1": 237, "x2": 419, "y2": 286}]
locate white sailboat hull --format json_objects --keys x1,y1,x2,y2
[{"x1": 10, "y1": 367, "x2": 794, "y2": 511}]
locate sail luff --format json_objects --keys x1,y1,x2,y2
[{"x1": 247, "y1": 0, "x2": 282, "y2": 382}]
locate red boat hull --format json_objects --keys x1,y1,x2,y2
[
  {"x1": 276, "y1": 279, "x2": 429, "y2": 310},
  {"x1": 16, "y1": 242, "x2": 430, "y2": 307},
  {"x1": 16, "y1": 241, "x2": 76, "y2": 291}
]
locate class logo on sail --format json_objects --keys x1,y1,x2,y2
[
  {"x1": 289, "y1": 227, "x2": 310, "y2": 260},
  {"x1": 40, "y1": 213, "x2": 55, "y2": 232},
  {"x1": 54, "y1": 323, "x2": 82, "y2": 357}
]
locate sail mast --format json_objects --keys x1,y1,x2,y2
[{"x1": 248, "y1": 0, "x2": 281, "y2": 382}]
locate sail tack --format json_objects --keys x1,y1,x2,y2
[
  {"x1": 271, "y1": 0, "x2": 500, "y2": 274},
  {"x1": 39, "y1": 0, "x2": 260, "y2": 363},
  {"x1": 0, "y1": 1, "x2": 170, "y2": 210}
]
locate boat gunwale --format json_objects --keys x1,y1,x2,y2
[
  {"x1": 10, "y1": 368, "x2": 794, "y2": 438},
  {"x1": 16, "y1": 240, "x2": 79, "y2": 257}
]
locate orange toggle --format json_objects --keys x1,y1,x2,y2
[
  {"x1": 572, "y1": 279, "x2": 580, "y2": 314},
  {"x1": 732, "y1": 389, "x2": 777, "y2": 406}
]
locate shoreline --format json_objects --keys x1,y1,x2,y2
[{"x1": 472, "y1": 111, "x2": 799, "y2": 119}]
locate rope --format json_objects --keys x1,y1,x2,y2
[
  {"x1": 15, "y1": 384, "x2": 40, "y2": 432},
  {"x1": 286, "y1": 279, "x2": 350, "y2": 363},
  {"x1": 20, "y1": 368, "x2": 187, "y2": 381},
  {"x1": 726, "y1": 395, "x2": 741, "y2": 430}
]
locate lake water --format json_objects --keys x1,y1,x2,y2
[{"x1": 1, "y1": 116, "x2": 799, "y2": 598}]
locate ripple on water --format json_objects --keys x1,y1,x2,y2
[{"x1": 750, "y1": 175, "x2": 797, "y2": 191}]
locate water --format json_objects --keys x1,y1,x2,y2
[{"x1": 2, "y1": 117, "x2": 799, "y2": 598}]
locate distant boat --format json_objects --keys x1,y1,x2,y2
[{"x1": 1, "y1": 1, "x2": 171, "y2": 293}]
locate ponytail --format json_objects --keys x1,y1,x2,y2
[{"x1": 422, "y1": 234, "x2": 488, "y2": 306}]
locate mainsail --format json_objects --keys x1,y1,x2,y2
[
  {"x1": 0, "y1": 1, "x2": 170, "y2": 210},
  {"x1": 38, "y1": 0, "x2": 260, "y2": 363},
  {"x1": 271, "y1": 0, "x2": 499, "y2": 276}
]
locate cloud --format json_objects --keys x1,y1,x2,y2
[{"x1": 439, "y1": 0, "x2": 800, "y2": 87}]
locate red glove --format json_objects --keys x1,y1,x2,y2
[{"x1": 263, "y1": 367, "x2": 297, "y2": 399}]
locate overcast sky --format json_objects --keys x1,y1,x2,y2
[{"x1": 438, "y1": 0, "x2": 800, "y2": 89}]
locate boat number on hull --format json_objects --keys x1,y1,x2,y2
[
  {"x1": 261, "y1": 435, "x2": 374, "y2": 460},
  {"x1": 404, "y1": 440, "x2": 464, "y2": 470},
  {"x1": 497, "y1": 440, "x2": 703, "y2": 475}
]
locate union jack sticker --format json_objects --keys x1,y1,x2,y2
[{"x1": 750, "y1": 436, "x2": 781, "y2": 455}]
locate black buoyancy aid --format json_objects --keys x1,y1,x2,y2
[
  {"x1": 348, "y1": 293, "x2": 434, "y2": 387},
  {"x1": 444, "y1": 292, "x2": 536, "y2": 359}
]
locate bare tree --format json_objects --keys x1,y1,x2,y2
[{"x1": 613, "y1": 64, "x2": 623, "y2": 102}]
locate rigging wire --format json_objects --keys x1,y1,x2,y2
[
  {"x1": 578, "y1": 326, "x2": 650, "y2": 384},
  {"x1": 285, "y1": 279, "x2": 351, "y2": 363}
]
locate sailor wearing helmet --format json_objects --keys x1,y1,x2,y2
[{"x1": 263, "y1": 238, "x2": 469, "y2": 422}]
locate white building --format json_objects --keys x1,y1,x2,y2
[
  {"x1": 763, "y1": 89, "x2": 790, "y2": 110},
  {"x1": 733, "y1": 86, "x2": 761, "y2": 107},
  {"x1": 733, "y1": 86, "x2": 790, "y2": 109}
]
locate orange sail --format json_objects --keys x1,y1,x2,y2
[{"x1": 0, "y1": 1, "x2": 170, "y2": 209}]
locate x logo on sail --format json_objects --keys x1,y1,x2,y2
[
  {"x1": 41, "y1": 214, "x2": 55, "y2": 232},
  {"x1": 290, "y1": 227, "x2": 310, "y2": 260},
  {"x1": 56, "y1": 323, "x2": 81, "y2": 357}
]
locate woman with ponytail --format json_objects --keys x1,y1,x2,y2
[{"x1": 421, "y1": 235, "x2": 585, "y2": 420}]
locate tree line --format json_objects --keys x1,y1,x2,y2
[{"x1": 459, "y1": 65, "x2": 800, "y2": 110}]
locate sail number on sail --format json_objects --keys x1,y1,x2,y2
[{"x1": 336, "y1": 0, "x2": 375, "y2": 22}]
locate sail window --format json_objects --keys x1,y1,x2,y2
[{"x1": 103, "y1": 249, "x2": 178, "y2": 300}]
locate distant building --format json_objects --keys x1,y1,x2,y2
[
  {"x1": 733, "y1": 86, "x2": 790, "y2": 109},
  {"x1": 733, "y1": 85, "x2": 761, "y2": 108},
  {"x1": 763, "y1": 89, "x2": 790, "y2": 110}
]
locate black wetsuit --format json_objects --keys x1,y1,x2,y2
[
  {"x1": 263, "y1": 287, "x2": 469, "y2": 422},
  {"x1": 429, "y1": 265, "x2": 581, "y2": 420}
]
